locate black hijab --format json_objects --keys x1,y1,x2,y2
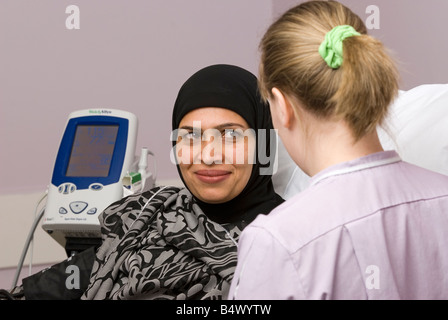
[{"x1": 172, "y1": 64, "x2": 284, "y2": 224}]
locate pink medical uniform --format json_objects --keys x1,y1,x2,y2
[{"x1": 229, "y1": 151, "x2": 448, "y2": 299}]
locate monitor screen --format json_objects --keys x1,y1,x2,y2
[{"x1": 65, "y1": 125, "x2": 119, "y2": 177}]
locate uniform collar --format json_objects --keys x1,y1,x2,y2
[{"x1": 310, "y1": 151, "x2": 401, "y2": 187}]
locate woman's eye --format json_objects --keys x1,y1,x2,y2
[
  {"x1": 223, "y1": 129, "x2": 244, "y2": 142},
  {"x1": 181, "y1": 130, "x2": 201, "y2": 142}
]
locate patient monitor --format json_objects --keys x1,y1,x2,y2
[
  {"x1": 42, "y1": 109, "x2": 139, "y2": 251},
  {"x1": 10, "y1": 108, "x2": 158, "y2": 288}
]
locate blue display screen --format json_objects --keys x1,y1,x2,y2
[
  {"x1": 65, "y1": 125, "x2": 119, "y2": 177},
  {"x1": 51, "y1": 115, "x2": 129, "y2": 189}
]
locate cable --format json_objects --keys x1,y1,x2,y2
[
  {"x1": 0, "y1": 288, "x2": 24, "y2": 300},
  {"x1": 28, "y1": 191, "x2": 46, "y2": 275},
  {"x1": 10, "y1": 191, "x2": 48, "y2": 290},
  {"x1": 0, "y1": 288, "x2": 16, "y2": 300},
  {"x1": 29, "y1": 191, "x2": 49, "y2": 275}
]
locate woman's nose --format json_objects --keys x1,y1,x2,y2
[{"x1": 198, "y1": 131, "x2": 223, "y2": 165}]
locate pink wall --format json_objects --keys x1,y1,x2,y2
[
  {"x1": 0, "y1": 0, "x2": 272, "y2": 194},
  {"x1": 1, "y1": 0, "x2": 447, "y2": 194}
]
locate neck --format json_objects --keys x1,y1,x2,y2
[
  {"x1": 291, "y1": 118, "x2": 384, "y2": 177},
  {"x1": 194, "y1": 180, "x2": 281, "y2": 224}
]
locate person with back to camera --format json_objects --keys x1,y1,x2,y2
[
  {"x1": 228, "y1": 0, "x2": 448, "y2": 300},
  {"x1": 4, "y1": 64, "x2": 283, "y2": 300}
]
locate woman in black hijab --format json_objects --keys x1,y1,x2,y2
[
  {"x1": 15, "y1": 64, "x2": 283, "y2": 300},
  {"x1": 172, "y1": 64, "x2": 283, "y2": 225}
]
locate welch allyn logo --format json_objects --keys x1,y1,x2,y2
[{"x1": 89, "y1": 109, "x2": 113, "y2": 114}]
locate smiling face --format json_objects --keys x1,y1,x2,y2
[{"x1": 175, "y1": 107, "x2": 255, "y2": 204}]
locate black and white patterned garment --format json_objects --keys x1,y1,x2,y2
[{"x1": 81, "y1": 186, "x2": 244, "y2": 300}]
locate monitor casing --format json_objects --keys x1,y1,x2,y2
[{"x1": 42, "y1": 109, "x2": 138, "y2": 249}]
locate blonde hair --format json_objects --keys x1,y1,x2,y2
[{"x1": 259, "y1": 0, "x2": 399, "y2": 141}]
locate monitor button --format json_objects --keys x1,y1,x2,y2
[
  {"x1": 89, "y1": 183, "x2": 103, "y2": 191},
  {"x1": 69, "y1": 201, "x2": 88, "y2": 214},
  {"x1": 87, "y1": 208, "x2": 97, "y2": 215},
  {"x1": 59, "y1": 183, "x2": 76, "y2": 194}
]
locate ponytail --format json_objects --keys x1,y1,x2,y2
[
  {"x1": 259, "y1": 0, "x2": 399, "y2": 141},
  {"x1": 333, "y1": 34, "x2": 399, "y2": 140}
]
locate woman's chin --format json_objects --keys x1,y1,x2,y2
[{"x1": 196, "y1": 190, "x2": 233, "y2": 204}]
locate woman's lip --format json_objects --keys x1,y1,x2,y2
[{"x1": 195, "y1": 170, "x2": 231, "y2": 183}]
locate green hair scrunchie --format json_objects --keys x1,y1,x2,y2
[{"x1": 318, "y1": 25, "x2": 361, "y2": 69}]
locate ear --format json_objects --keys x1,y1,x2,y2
[{"x1": 271, "y1": 87, "x2": 295, "y2": 129}]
